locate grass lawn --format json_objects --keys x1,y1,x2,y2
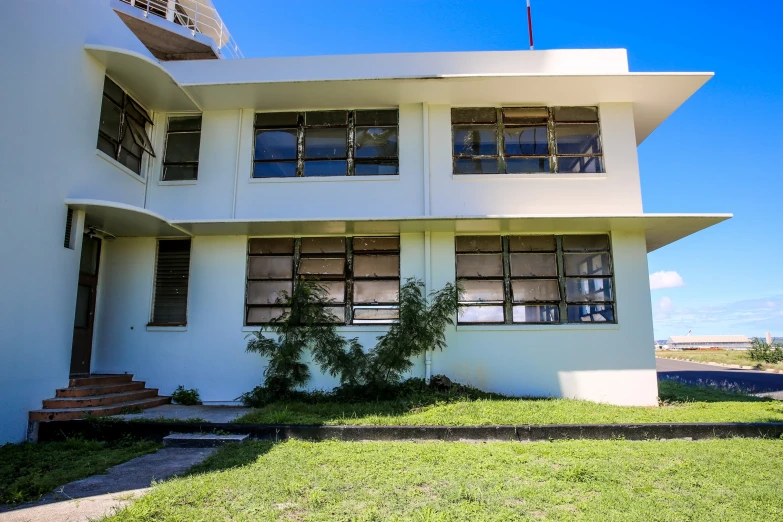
[
  {"x1": 656, "y1": 349, "x2": 783, "y2": 371},
  {"x1": 0, "y1": 438, "x2": 160, "y2": 505},
  {"x1": 106, "y1": 438, "x2": 783, "y2": 521},
  {"x1": 233, "y1": 381, "x2": 783, "y2": 426}
]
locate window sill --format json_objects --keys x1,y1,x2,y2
[
  {"x1": 452, "y1": 173, "x2": 607, "y2": 181},
  {"x1": 456, "y1": 323, "x2": 619, "y2": 332},
  {"x1": 95, "y1": 150, "x2": 146, "y2": 184},
  {"x1": 242, "y1": 325, "x2": 391, "y2": 333},
  {"x1": 249, "y1": 175, "x2": 400, "y2": 184},
  {"x1": 146, "y1": 325, "x2": 187, "y2": 332},
  {"x1": 158, "y1": 179, "x2": 198, "y2": 186}
]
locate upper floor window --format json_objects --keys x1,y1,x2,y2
[
  {"x1": 452, "y1": 107, "x2": 603, "y2": 175},
  {"x1": 96, "y1": 76, "x2": 155, "y2": 175},
  {"x1": 162, "y1": 115, "x2": 201, "y2": 181},
  {"x1": 253, "y1": 110, "x2": 399, "y2": 178}
]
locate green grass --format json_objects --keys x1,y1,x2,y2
[
  {"x1": 233, "y1": 381, "x2": 783, "y2": 426},
  {"x1": 0, "y1": 438, "x2": 160, "y2": 505},
  {"x1": 657, "y1": 349, "x2": 783, "y2": 371},
  {"x1": 105, "y1": 438, "x2": 783, "y2": 521}
]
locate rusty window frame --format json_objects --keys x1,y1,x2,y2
[
  {"x1": 252, "y1": 110, "x2": 399, "y2": 178},
  {"x1": 162, "y1": 115, "x2": 201, "y2": 181},
  {"x1": 456, "y1": 234, "x2": 616, "y2": 324},
  {"x1": 451, "y1": 106, "x2": 604, "y2": 175},
  {"x1": 245, "y1": 236, "x2": 400, "y2": 325}
]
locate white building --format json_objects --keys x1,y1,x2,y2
[
  {"x1": 0, "y1": 0, "x2": 731, "y2": 443},
  {"x1": 666, "y1": 336, "x2": 753, "y2": 351}
]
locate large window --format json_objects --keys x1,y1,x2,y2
[
  {"x1": 245, "y1": 237, "x2": 400, "y2": 325},
  {"x1": 456, "y1": 235, "x2": 615, "y2": 324},
  {"x1": 253, "y1": 110, "x2": 399, "y2": 178},
  {"x1": 150, "y1": 239, "x2": 192, "y2": 326},
  {"x1": 96, "y1": 76, "x2": 155, "y2": 175},
  {"x1": 162, "y1": 115, "x2": 201, "y2": 181},
  {"x1": 452, "y1": 107, "x2": 603, "y2": 175}
]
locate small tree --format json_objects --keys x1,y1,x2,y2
[{"x1": 747, "y1": 338, "x2": 783, "y2": 364}]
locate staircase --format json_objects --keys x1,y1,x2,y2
[{"x1": 29, "y1": 374, "x2": 171, "y2": 422}]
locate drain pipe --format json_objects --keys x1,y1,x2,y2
[{"x1": 422, "y1": 103, "x2": 433, "y2": 383}]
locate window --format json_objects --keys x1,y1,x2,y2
[
  {"x1": 253, "y1": 110, "x2": 398, "y2": 178},
  {"x1": 456, "y1": 235, "x2": 615, "y2": 324},
  {"x1": 452, "y1": 107, "x2": 603, "y2": 175},
  {"x1": 151, "y1": 239, "x2": 191, "y2": 326},
  {"x1": 64, "y1": 208, "x2": 74, "y2": 249},
  {"x1": 245, "y1": 237, "x2": 400, "y2": 325},
  {"x1": 96, "y1": 76, "x2": 155, "y2": 175},
  {"x1": 162, "y1": 115, "x2": 201, "y2": 181}
]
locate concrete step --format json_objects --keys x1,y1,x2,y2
[
  {"x1": 69, "y1": 374, "x2": 133, "y2": 387},
  {"x1": 29, "y1": 396, "x2": 171, "y2": 422},
  {"x1": 163, "y1": 433, "x2": 249, "y2": 448},
  {"x1": 56, "y1": 381, "x2": 147, "y2": 398},
  {"x1": 43, "y1": 388, "x2": 159, "y2": 409}
]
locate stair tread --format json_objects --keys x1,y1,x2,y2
[
  {"x1": 31, "y1": 397, "x2": 171, "y2": 414},
  {"x1": 58, "y1": 381, "x2": 145, "y2": 392},
  {"x1": 45, "y1": 389, "x2": 158, "y2": 402}
]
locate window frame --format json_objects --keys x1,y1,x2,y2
[
  {"x1": 161, "y1": 115, "x2": 202, "y2": 182},
  {"x1": 456, "y1": 234, "x2": 616, "y2": 325},
  {"x1": 149, "y1": 238, "x2": 192, "y2": 327}
]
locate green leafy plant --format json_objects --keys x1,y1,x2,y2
[
  {"x1": 171, "y1": 386, "x2": 202, "y2": 406},
  {"x1": 747, "y1": 338, "x2": 783, "y2": 364}
]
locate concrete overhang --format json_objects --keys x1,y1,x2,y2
[
  {"x1": 85, "y1": 44, "x2": 200, "y2": 112},
  {"x1": 65, "y1": 199, "x2": 191, "y2": 238}
]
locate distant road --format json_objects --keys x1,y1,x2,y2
[{"x1": 656, "y1": 357, "x2": 783, "y2": 398}]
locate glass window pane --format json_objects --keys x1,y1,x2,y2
[
  {"x1": 256, "y1": 112, "x2": 299, "y2": 128},
  {"x1": 305, "y1": 128, "x2": 347, "y2": 158},
  {"x1": 355, "y1": 127, "x2": 398, "y2": 158},
  {"x1": 305, "y1": 111, "x2": 348, "y2": 126},
  {"x1": 355, "y1": 110, "x2": 398, "y2": 126},
  {"x1": 253, "y1": 161, "x2": 297, "y2": 178},
  {"x1": 164, "y1": 132, "x2": 200, "y2": 164},
  {"x1": 97, "y1": 135, "x2": 116, "y2": 157},
  {"x1": 557, "y1": 156, "x2": 604, "y2": 173},
  {"x1": 565, "y1": 278, "x2": 613, "y2": 302},
  {"x1": 353, "y1": 255, "x2": 399, "y2": 278},
  {"x1": 298, "y1": 258, "x2": 345, "y2": 277},
  {"x1": 456, "y1": 254, "x2": 503, "y2": 278},
  {"x1": 249, "y1": 238, "x2": 294, "y2": 255},
  {"x1": 103, "y1": 77, "x2": 124, "y2": 104},
  {"x1": 300, "y1": 237, "x2": 345, "y2": 254},
  {"x1": 255, "y1": 129, "x2": 297, "y2": 160},
  {"x1": 118, "y1": 149, "x2": 141, "y2": 174},
  {"x1": 554, "y1": 106, "x2": 598, "y2": 123},
  {"x1": 304, "y1": 160, "x2": 347, "y2": 176},
  {"x1": 355, "y1": 161, "x2": 399, "y2": 175},
  {"x1": 567, "y1": 304, "x2": 614, "y2": 322},
  {"x1": 318, "y1": 281, "x2": 345, "y2": 303},
  {"x1": 454, "y1": 158, "x2": 499, "y2": 174},
  {"x1": 99, "y1": 97, "x2": 122, "y2": 140},
  {"x1": 555, "y1": 124, "x2": 602, "y2": 155},
  {"x1": 451, "y1": 108, "x2": 497, "y2": 124},
  {"x1": 458, "y1": 305, "x2": 504, "y2": 323},
  {"x1": 247, "y1": 280, "x2": 292, "y2": 305},
  {"x1": 509, "y1": 253, "x2": 557, "y2": 277},
  {"x1": 248, "y1": 256, "x2": 293, "y2": 279},
  {"x1": 562, "y1": 235, "x2": 609, "y2": 251},
  {"x1": 460, "y1": 280, "x2": 504, "y2": 302},
  {"x1": 121, "y1": 125, "x2": 142, "y2": 157},
  {"x1": 163, "y1": 165, "x2": 198, "y2": 181},
  {"x1": 513, "y1": 305, "x2": 559, "y2": 323},
  {"x1": 511, "y1": 280, "x2": 560, "y2": 302},
  {"x1": 322, "y1": 306, "x2": 345, "y2": 323},
  {"x1": 353, "y1": 237, "x2": 399, "y2": 251},
  {"x1": 168, "y1": 116, "x2": 201, "y2": 132},
  {"x1": 505, "y1": 126, "x2": 548, "y2": 155},
  {"x1": 247, "y1": 306, "x2": 289, "y2": 324},
  {"x1": 502, "y1": 107, "x2": 548, "y2": 124},
  {"x1": 509, "y1": 235, "x2": 556, "y2": 252},
  {"x1": 453, "y1": 125, "x2": 497, "y2": 156},
  {"x1": 564, "y1": 253, "x2": 612, "y2": 276},
  {"x1": 455, "y1": 236, "x2": 502, "y2": 253},
  {"x1": 506, "y1": 157, "x2": 550, "y2": 173},
  {"x1": 354, "y1": 280, "x2": 399, "y2": 304},
  {"x1": 353, "y1": 307, "x2": 399, "y2": 323}
]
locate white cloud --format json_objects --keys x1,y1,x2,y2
[
  {"x1": 654, "y1": 296, "x2": 674, "y2": 316},
  {"x1": 649, "y1": 271, "x2": 685, "y2": 290}
]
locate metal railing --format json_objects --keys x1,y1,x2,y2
[{"x1": 121, "y1": 0, "x2": 243, "y2": 58}]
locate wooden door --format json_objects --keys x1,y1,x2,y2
[{"x1": 70, "y1": 235, "x2": 101, "y2": 376}]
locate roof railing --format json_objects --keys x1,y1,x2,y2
[{"x1": 120, "y1": 0, "x2": 243, "y2": 59}]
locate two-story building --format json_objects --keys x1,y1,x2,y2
[{"x1": 0, "y1": 0, "x2": 730, "y2": 443}]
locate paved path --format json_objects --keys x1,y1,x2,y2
[
  {"x1": 115, "y1": 404, "x2": 251, "y2": 423},
  {"x1": 0, "y1": 448, "x2": 215, "y2": 522},
  {"x1": 656, "y1": 357, "x2": 783, "y2": 398}
]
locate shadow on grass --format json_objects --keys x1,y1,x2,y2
[{"x1": 186, "y1": 441, "x2": 277, "y2": 476}]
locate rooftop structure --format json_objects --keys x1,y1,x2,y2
[{"x1": 666, "y1": 336, "x2": 753, "y2": 350}]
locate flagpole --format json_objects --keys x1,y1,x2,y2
[{"x1": 526, "y1": 0, "x2": 534, "y2": 50}]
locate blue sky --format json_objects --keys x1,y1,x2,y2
[{"x1": 215, "y1": 0, "x2": 783, "y2": 339}]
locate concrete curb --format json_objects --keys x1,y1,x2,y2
[{"x1": 37, "y1": 420, "x2": 783, "y2": 443}]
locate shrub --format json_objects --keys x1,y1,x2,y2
[
  {"x1": 747, "y1": 338, "x2": 783, "y2": 364},
  {"x1": 171, "y1": 386, "x2": 201, "y2": 405}
]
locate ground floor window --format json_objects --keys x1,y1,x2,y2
[
  {"x1": 150, "y1": 239, "x2": 192, "y2": 326},
  {"x1": 245, "y1": 236, "x2": 400, "y2": 325},
  {"x1": 456, "y1": 234, "x2": 615, "y2": 324}
]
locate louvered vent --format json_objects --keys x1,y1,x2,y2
[
  {"x1": 151, "y1": 239, "x2": 191, "y2": 325},
  {"x1": 64, "y1": 208, "x2": 74, "y2": 249}
]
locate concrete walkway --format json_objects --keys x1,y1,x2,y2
[
  {"x1": 0, "y1": 448, "x2": 215, "y2": 522},
  {"x1": 114, "y1": 404, "x2": 251, "y2": 423}
]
